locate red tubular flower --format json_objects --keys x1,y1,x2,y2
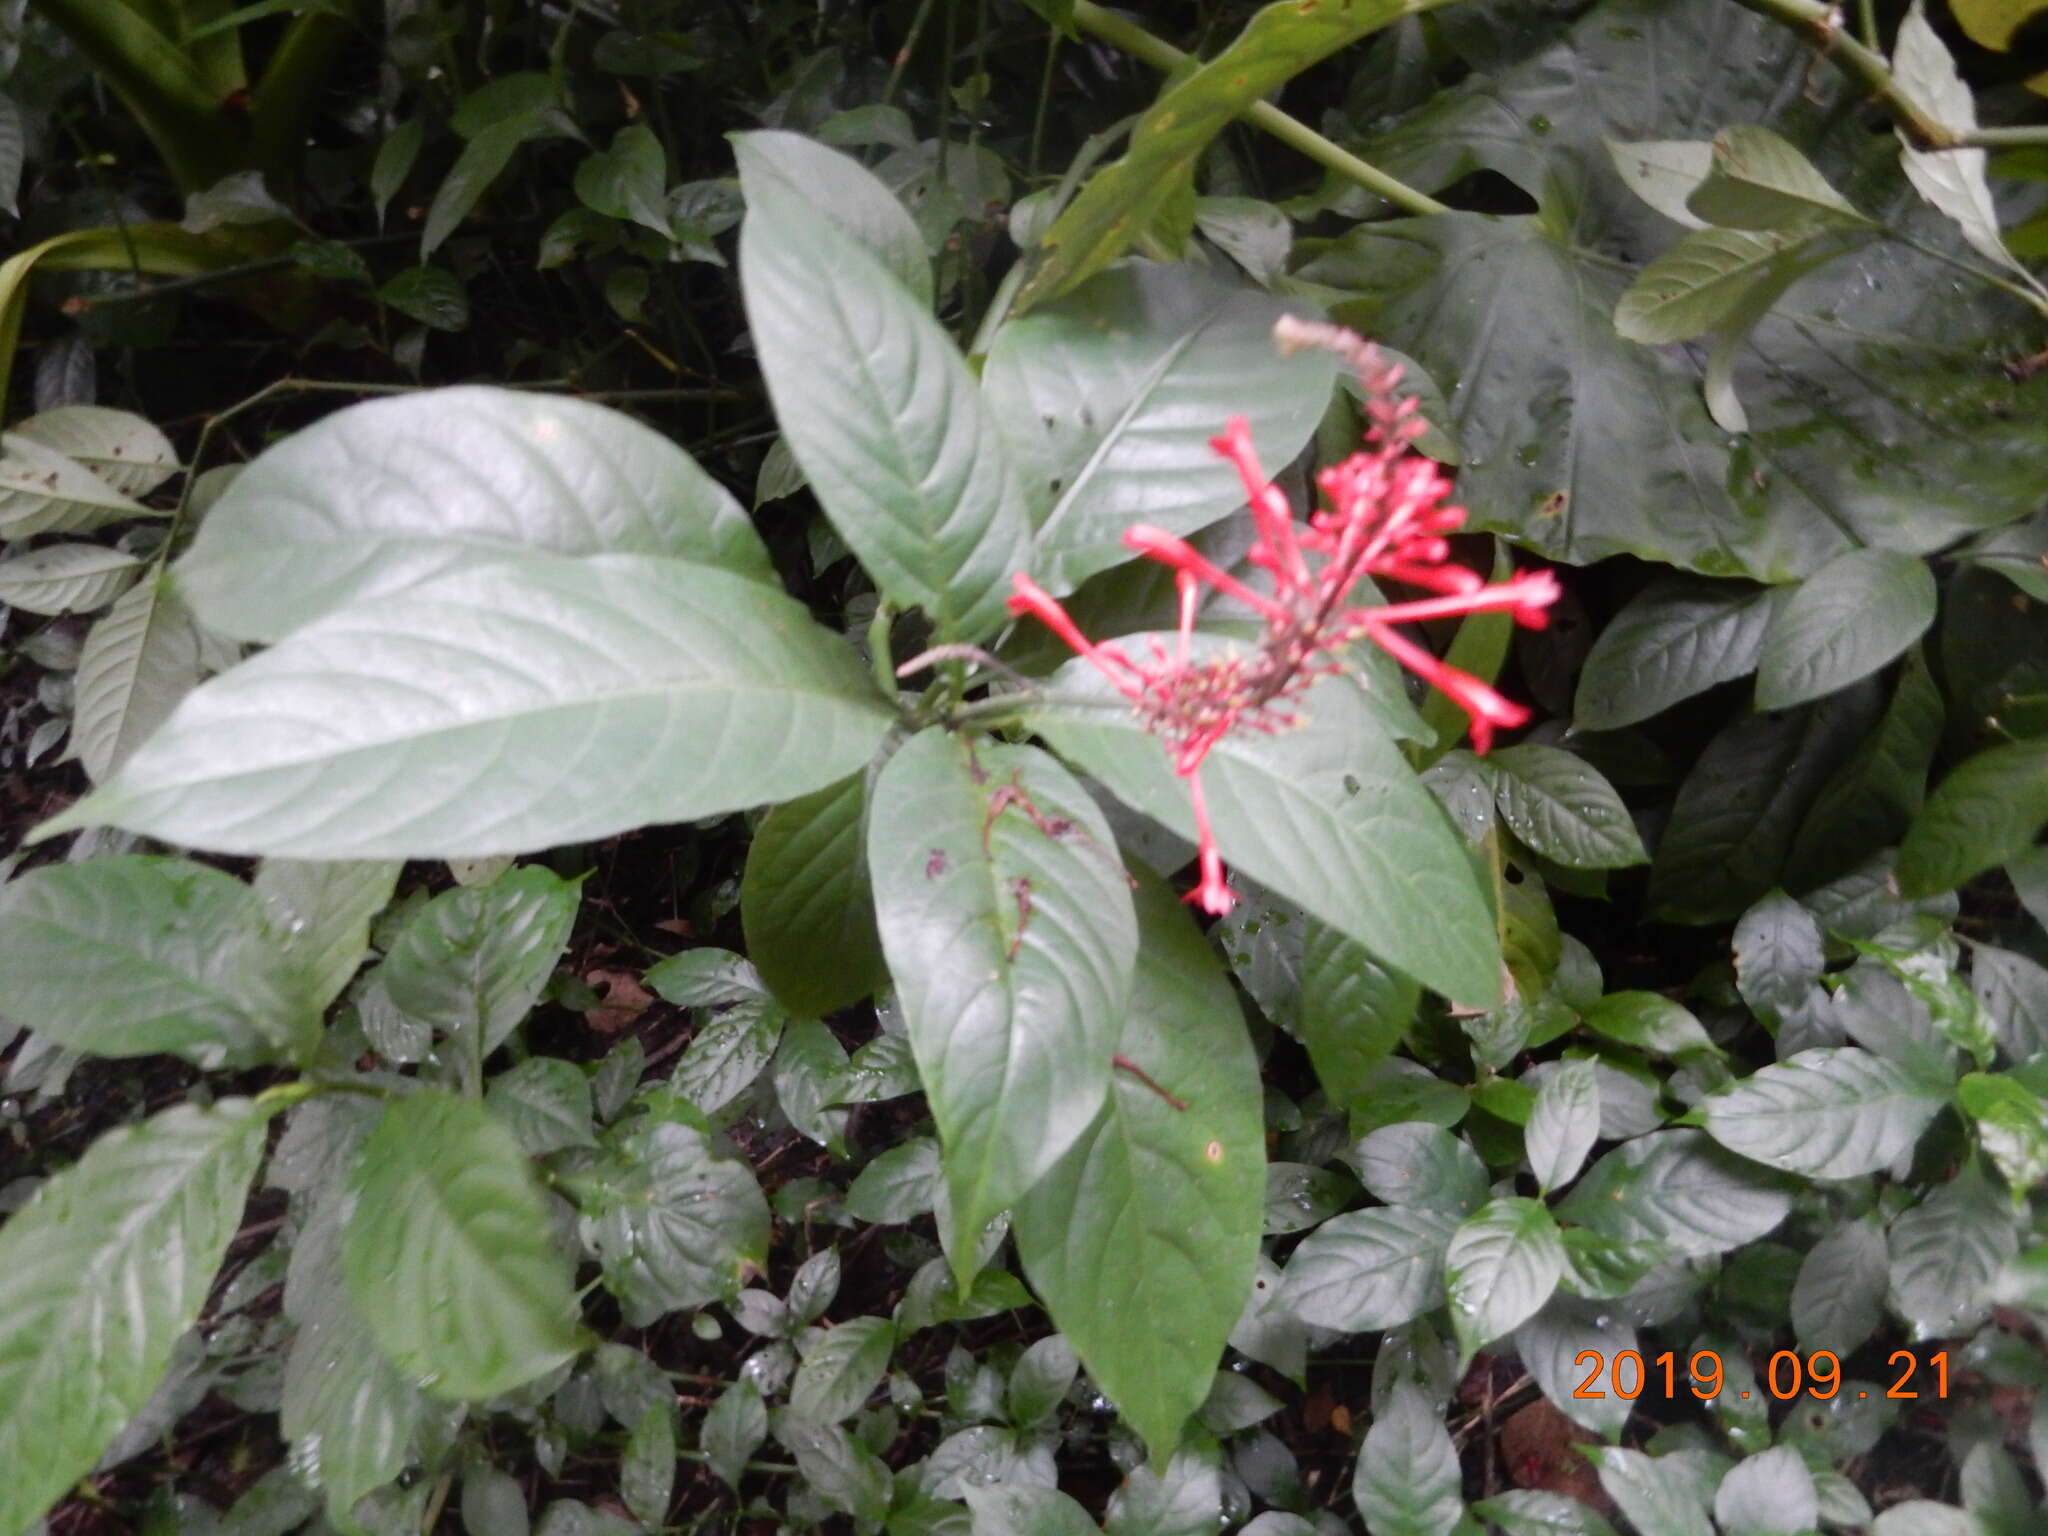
[{"x1": 1006, "y1": 319, "x2": 1559, "y2": 916}]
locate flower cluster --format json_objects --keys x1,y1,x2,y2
[{"x1": 1008, "y1": 317, "x2": 1561, "y2": 917}]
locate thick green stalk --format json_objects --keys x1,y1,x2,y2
[
  {"x1": 248, "y1": 0, "x2": 367, "y2": 187},
  {"x1": 1065, "y1": 0, "x2": 1452, "y2": 218}
]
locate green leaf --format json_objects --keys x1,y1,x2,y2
[
  {"x1": 379, "y1": 265, "x2": 469, "y2": 330},
  {"x1": 1445, "y1": 1197, "x2": 1565, "y2": 1360},
  {"x1": 574, "y1": 125, "x2": 669, "y2": 234},
  {"x1": 1574, "y1": 579, "x2": 1779, "y2": 730},
  {"x1": 1276, "y1": 1207, "x2": 1459, "y2": 1333},
  {"x1": 463, "y1": 1467, "x2": 529, "y2": 1536},
  {"x1": 1755, "y1": 549, "x2": 1938, "y2": 710},
  {"x1": 1894, "y1": 3, "x2": 2048, "y2": 298},
  {"x1": 1471, "y1": 1490, "x2": 1619, "y2": 1536},
  {"x1": 422, "y1": 118, "x2": 532, "y2": 260},
  {"x1": 1581, "y1": 992, "x2": 1717, "y2": 1060},
  {"x1": 1481, "y1": 745, "x2": 1645, "y2": 869},
  {"x1": 253, "y1": 857, "x2": 401, "y2": 1018},
  {"x1": 1686, "y1": 125, "x2": 1872, "y2": 232},
  {"x1": 618, "y1": 1406, "x2": 674, "y2": 1526},
  {"x1": 1713, "y1": 1449, "x2": 1818, "y2": 1536},
  {"x1": 1791, "y1": 1215, "x2": 1888, "y2": 1357},
  {"x1": 1972, "y1": 945, "x2": 2048, "y2": 1061},
  {"x1": 1582, "y1": 1448, "x2": 1714, "y2": 1536},
  {"x1": 789, "y1": 1317, "x2": 895, "y2": 1424},
  {"x1": 1731, "y1": 891, "x2": 1824, "y2": 1029},
  {"x1": 1616, "y1": 225, "x2": 1844, "y2": 345},
  {"x1": 577, "y1": 1097, "x2": 771, "y2": 1324},
  {"x1": 371, "y1": 118, "x2": 423, "y2": 228},
  {"x1": 774, "y1": 1412, "x2": 892, "y2": 1524},
  {"x1": 1347, "y1": 1123, "x2": 1488, "y2": 1216},
  {"x1": 70, "y1": 572, "x2": 236, "y2": 785},
  {"x1": 966, "y1": 1485, "x2": 1101, "y2": 1536},
  {"x1": 1788, "y1": 650, "x2": 1944, "y2": 887},
  {"x1": 487, "y1": 1057, "x2": 598, "y2": 1157},
  {"x1": 42, "y1": 554, "x2": 893, "y2": 858},
  {"x1": 1515, "y1": 1300, "x2": 1637, "y2": 1441},
  {"x1": 1016, "y1": 0, "x2": 1419, "y2": 312},
  {"x1": 1352, "y1": 1381, "x2": 1464, "y2": 1536},
  {"x1": 729, "y1": 130, "x2": 930, "y2": 306},
  {"x1": 0, "y1": 431, "x2": 149, "y2": 536},
  {"x1": 1649, "y1": 688, "x2": 1880, "y2": 923},
  {"x1": 1299, "y1": 919, "x2": 1419, "y2": 1110},
  {"x1": 869, "y1": 731, "x2": 1136, "y2": 1265},
  {"x1": 738, "y1": 192, "x2": 1032, "y2": 641},
  {"x1": 1886, "y1": 1163, "x2": 2020, "y2": 1337},
  {"x1": 343, "y1": 1088, "x2": 582, "y2": 1399},
  {"x1": 669, "y1": 995, "x2": 786, "y2": 1116},
  {"x1": 176, "y1": 387, "x2": 774, "y2": 643},
  {"x1": 0, "y1": 856, "x2": 314, "y2": 1067},
  {"x1": 1556, "y1": 1130, "x2": 1793, "y2": 1257},
  {"x1": 12, "y1": 404, "x2": 176, "y2": 494},
  {"x1": 1526, "y1": 1059, "x2": 1601, "y2": 1195},
  {"x1": 0, "y1": 542, "x2": 144, "y2": 616},
  {"x1": 282, "y1": 1190, "x2": 421, "y2": 1526},
  {"x1": 700, "y1": 1380, "x2": 767, "y2": 1491},
  {"x1": 1606, "y1": 138, "x2": 1714, "y2": 229},
  {"x1": 1004, "y1": 860, "x2": 1258, "y2": 1466},
  {"x1": 0, "y1": 1099, "x2": 268, "y2": 1536},
  {"x1": 377, "y1": 866, "x2": 579, "y2": 1063},
  {"x1": 1705, "y1": 1047, "x2": 1946, "y2": 1178},
  {"x1": 740, "y1": 773, "x2": 886, "y2": 1020},
  {"x1": 1898, "y1": 738, "x2": 2048, "y2": 896},
  {"x1": 982, "y1": 262, "x2": 1335, "y2": 593},
  {"x1": 1031, "y1": 652, "x2": 1501, "y2": 1008},
  {"x1": 1958, "y1": 1072, "x2": 2048, "y2": 1195},
  {"x1": 1007, "y1": 1334, "x2": 1080, "y2": 1429}
]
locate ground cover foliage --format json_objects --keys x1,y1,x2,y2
[{"x1": 1, "y1": 1, "x2": 2048, "y2": 1533}]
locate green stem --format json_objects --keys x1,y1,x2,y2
[
  {"x1": 1065, "y1": 0, "x2": 1451, "y2": 218},
  {"x1": 1855, "y1": 0, "x2": 1878, "y2": 50},
  {"x1": 867, "y1": 602, "x2": 900, "y2": 704},
  {"x1": 1890, "y1": 228, "x2": 2048, "y2": 315},
  {"x1": 880, "y1": 0, "x2": 939, "y2": 109},
  {"x1": 247, "y1": 0, "x2": 366, "y2": 187}
]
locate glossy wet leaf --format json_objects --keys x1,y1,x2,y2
[
  {"x1": 176, "y1": 387, "x2": 774, "y2": 643},
  {"x1": 343, "y1": 1089, "x2": 582, "y2": 1399},
  {"x1": 1583, "y1": 1448, "x2": 1714, "y2": 1536},
  {"x1": 41, "y1": 554, "x2": 893, "y2": 858},
  {"x1": 0, "y1": 1100, "x2": 268, "y2": 1536},
  {"x1": 69, "y1": 574, "x2": 237, "y2": 785},
  {"x1": 1277, "y1": 1207, "x2": 1459, "y2": 1334},
  {"x1": 869, "y1": 731, "x2": 1135, "y2": 1263},
  {"x1": 1446, "y1": 1197, "x2": 1565, "y2": 1359},
  {"x1": 1516, "y1": 1299, "x2": 1638, "y2": 1441},
  {"x1": 1526, "y1": 1058, "x2": 1601, "y2": 1194},
  {"x1": 1898, "y1": 738, "x2": 2048, "y2": 896},
  {"x1": 1299, "y1": 919, "x2": 1420, "y2": 1111},
  {"x1": 1705, "y1": 1047, "x2": 1946, "y2": 1178},
  {"x1": 1353, "y1": 1381, "x2": 1463, "y2": 1536},
  {"x1": 700, "y1": 1380, "x2": 766, "y2": 1491},
  {"x1": 1755, "y1": 549, "x2": 1937, "y2": 710},
  {"x1": 1011, "y1": 868, "x2": 1261, "y2": 1465},
  {"x1": 739, "y1": 190, "x2": 1031, "y2": 640},
  {"x1": 487, "y1": 1058, "x2": 598, "y2": 1158},
  {"x1": 1347, "y1": 1123, "x2": 1487, "y2": 1215},
  {"x1": 1482, "y1": 745, "x2": 1645, "y2": 868},
  {"x1": 789, "y1": 1317, "x2": 895, "y2": 1424},
  {"x1": 1556, "y1": 1130, "x2": 1793, "y2": 1257},
  {"x1": 731, "y1": 130, "x2": 930, "y2": 305},
  {"x1": 1887, "y1": 1165, "x2": 2020, "y2": 1338}
]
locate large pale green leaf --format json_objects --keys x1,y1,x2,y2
[
  {"x1": 1011, "y1": 868, "x2": 1262, "y2": 1466},
  {"x1": 740, "y1": 772, "x2": 886, "y2": 1020},
  {"x1": 982, "y1": 262, "x2": 1335, "y2": 593},
  {"x1": 1555, "y1": 1130, "x2": 1793, "y2": 1257},
  {"x1": 175, "y1": 387, "x2": 775, "y2": 643},
  {"x1": 1573, "y1": 579, "x2": 1780, "y2": 730},
  {"x1": 1790, "y1": 1215, "x2": 1887, "y2": 1357},
  {"x1": 343, "y1": 1089, "x2": 583, "y2": 1400},
  {"x1": 1445, "y1": 1197, "x2": 1565, "y2": 1360},
  {"x1": 69, "y1": 572, "x2": 238, "y2": 784},
  {"x1": 1887, "y1": 1164, "x2": 2020, "y2": 1338},
  {"x1": 1731, "y1": 890, "x2": 1825, "y2": 1029},
  {"x1": 1615, "y1": 225, "x2": 1844, "y2": 344},
  {"x1": 1276, "y1": 1207, "x2": 1459, "y2": 1333},
  {"x1": 738, "y1": 193, "x2": 1031, "y2": 640},
  {"x1": 1016, "y1": 0, "x2": 1423, "y2": 312},
  {"x1": 789, "y1": 1317, "x2": 896, "y2": 1425},
  {"x1": 1704, "y1": 1047, "x2": 1946, "y2": 1177},
  {"x1": 1030, "y1": 646, "x2": 1501, "y2": 1007},
  {"x1": 577, "y1": 1095, "x2": 772, "y2": 1324},
  {"x1": 0, "y1": 1099, "x2": 269, "y2": 1536},
  {"x1": 730, "y1": 130, "x2": 930, "y2": 305},
  {"x1": 1525, "y1": 1058, "x2": 1601, "y2": 1195},
  {"x1": 0, "y1": 856, "x2": 315, "y2": 1067},
  {"x1": 1755, "y1": 549, "x2": 1938, "y2": 710},
  {"x1": 1582, "y1": 1449, "x2": 1713, "y2": 1536},
  {"x1": 868, "y1": 731, "x2": 1136, "y2": 1264},
  {"x1": 376, "y1": 866, "x2": 579, "y2": 1066},
  {"x1": 39, "y1": 554, "x2": 893, "y2": 858},
  {"x1": 0, "y1": 431, "x2": 149, "y2": 537},
  {"x1": 1515, "y1": 1299, "x2": 1638, "y2": 1441},
  {"x1": 1897, "y1": 738, "x2": 2048, "y2": 896}
]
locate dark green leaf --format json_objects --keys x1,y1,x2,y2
[
  {"x1": 1483, "y1": 745, "x2": 1645, "y2": 869},
  {"x1": 1299, "y1": 919, "x2": 1419, "y2": 1110},
  {"x1": 1886, "y1": 1164, "x2": 2020, "y2": 1337},
  {"x1": 1791, "y1": 1216, "x2": 1887, "y2": 1357},
  {"x1": 790, "y1": 1317, "x2": 895, "y2": 1424},
  {"x1": 1755, "y1": 549, "x2": 1938, "y2": 710},
  {"x1": 1011, "y1": 867, "x2": 1262, "y2": 1465},
  {"x1": 700, "y1": 1380, "x2": 766, "y2": 1491},
  {"x1": 1573, "y1": 579, "x2": 1779, "y2": 731},
  {"x1": 740, "y1": 773, "x2": 886, "y2": 1020},
  {"x1": 379, "y1": 266, "x2": 469, "y2": 330},
  {"x1": 486, "y1": 1058, "x2": 598, "y2": 1157},
  {"x1": 574, "y1": 125, "x2": 669, "y2": 233},
  {"x1": 1898, "y1": 739, "x2": 2048, "y2": 896},
  {"x1": 1582, "y1": 1448, "x2": 1714, "y2": 1536},
  {"x1": 869, "y1": 732, "x2": 1136, "y2": 1262},
  {"x1": 1787, "y1": 651, "x2": 1944, "y2": 887}
]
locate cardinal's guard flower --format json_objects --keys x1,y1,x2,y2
[{"x1": 1008, "y1": 316, "x2": 1561, "y2": 917}]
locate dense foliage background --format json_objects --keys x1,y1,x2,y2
[{"x1": 3, "y1": 2, "x2": 2048, "y2": 1534}]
